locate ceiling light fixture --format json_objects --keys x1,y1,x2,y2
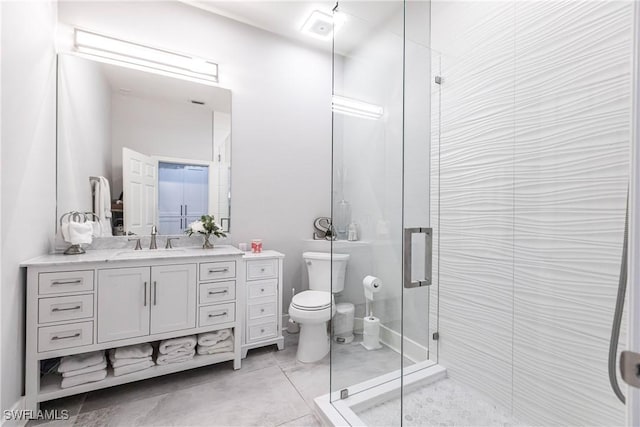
[
  {"x1": 332, "y1": 95, "x2": 384, "y2": 120},
  {"x1": 74, "y1": 29, "x2": 219, "y2": 84},
  {"x1": 300, "y1": 10, "x2": 346, "y2": 41}
]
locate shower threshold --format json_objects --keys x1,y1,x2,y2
[{"x1": 314, "y1": 361, "x2": 446, "y2": 426}]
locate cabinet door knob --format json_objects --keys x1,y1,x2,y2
[
  {"x1": 261, "y1": 268, "x2": 265, "y2": 272},
  {"x1": 260, "y1": 308, "x2": 265, "y2": 313},
  {"x1": 261, "y1": 329, "x2": 265, "y2": 333}
]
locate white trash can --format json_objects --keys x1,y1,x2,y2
[{"x1": 333, "y1": 302, "x2": 355, "y2": 344}]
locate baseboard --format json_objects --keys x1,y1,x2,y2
[
  {"x1": 2, "y1": 397, "x2": 27, "y2": 427},
  {"x1": 379, "y1": 324, "x2": 428, "y2": 363}
]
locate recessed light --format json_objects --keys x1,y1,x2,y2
[{"x1": 300, "y1": 10, "x2": 345, "y2": 41}]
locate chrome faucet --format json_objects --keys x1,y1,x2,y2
[{"x1": 150, "y1": 225, "x2": 158, "y2": 250}]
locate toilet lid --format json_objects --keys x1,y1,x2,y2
[{"x1": 291, "y1": 291, "x2": 332, "y2": 310}]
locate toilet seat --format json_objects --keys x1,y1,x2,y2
[{"x1": 291, "y1": 291, "x2": 332, "y2": 311}]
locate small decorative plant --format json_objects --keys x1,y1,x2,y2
[{"x1": 186, "y1": 215, "x2": 226, "y2": 249}]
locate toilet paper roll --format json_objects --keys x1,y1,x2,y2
[
  {"x1": 362, "y1": 316, "x2": 382, "y2": 350},
  {"x1": 363, "y1": 275, "x2": 382, "y2": 301}
]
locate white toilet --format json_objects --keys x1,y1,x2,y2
[{"x1": 289, "y1": 251, "x2": 349, "y2": 363}]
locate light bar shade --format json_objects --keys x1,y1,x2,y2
[
  {"x1": 74, "y1": 29, "x2": 219, "y2": 83},
  {"x1": 332, "y1": 95, "x2": 384, "y2": 120}
]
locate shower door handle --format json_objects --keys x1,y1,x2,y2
[{"x1": 403, "y1": 227, "x2": 432, "y2": 288}]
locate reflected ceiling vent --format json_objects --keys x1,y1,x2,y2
[
  {"x1": 300, "y1": 10, "x2": 346, "y2": 41},
  {"x1": 74, "y1": 28, "x2": 219, "y2": 84},
  {"x1": 332, "y1": 95, "x2": 383, "y2": 120}
]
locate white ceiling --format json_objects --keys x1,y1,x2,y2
[
  {"x1": 182, "y1": 1, "x2": 407, "y2": 55},
  {"x1": 98, "y1": 59, "x2": 232, "y2": 113}
]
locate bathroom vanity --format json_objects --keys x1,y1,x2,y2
[{"x1": 21, "y1": 246, "x2": 268, "y2": 412}]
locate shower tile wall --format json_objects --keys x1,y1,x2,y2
[{"x1": 431, "y1": 1, "x2": 631, "y2": 425}]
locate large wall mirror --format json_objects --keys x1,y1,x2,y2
[{"x1": 56, "y1": 54, "x2": 232, "y2": 236}]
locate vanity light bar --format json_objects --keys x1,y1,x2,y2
[
  {"x1": 332, "y1": 95, "x2": 384, "y2": 120},
  {"x1": 74, "y1": 29, "x2": 219, "y2": 83}
]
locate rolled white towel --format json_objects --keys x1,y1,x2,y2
[
  {"x1": 58, "y1": 351, "x2": 105, "y2": 373},
  {"x1": 196, "y1": 337, "x2": 233, "y2": 355},
  {"x1": 113, "y1": 359, "x2": 155, "y2": 377},
  {"x1": 157, "y1": 349, "x2": 195, "y2": 366},
  {"x1": 197, "y1": 329, "x2": 232, "y2": 347},
  {"x1": 68, "y1": 221, "x2": 93, "y2": 245},
  {"x1": 61, "y1": 369, "x2": 107, "y2": 389},
  {"x1": 159, "y1": 336, "x2": 196, "y2": 355},
  {"x1": 111, "y1": 343, "x2": 153, "y2": 360},
  {"x1": 62, "y1": 361, "x2": 107, "y2": 378}
]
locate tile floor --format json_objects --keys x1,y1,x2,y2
[{"x1": 30, "y1": 333, "x2": 404, "y2": 427}]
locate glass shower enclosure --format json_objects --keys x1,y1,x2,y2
[{"x1": 327, "y1": 1, "x2": 633, "y2": 425}]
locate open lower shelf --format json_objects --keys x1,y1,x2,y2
[{"x1": 38, "y1": 351, "x2": 236, "y2": 402}]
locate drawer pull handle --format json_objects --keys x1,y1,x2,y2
[
  {"x1": 208, "y1": 268, "x2": 229, "y2": 273},
  {"x1": 153, "y1": 281, "x2": 158, "y2": 306},
  {"x1": 51, "y1": 279, "x2": 82, "y2": 286},
  {"x1": 51, "y1": 306, "x2": 81, "y2": 312},
  {"x1": 51, "y1": 332, "x2": 80, "y2": 341},
  {"x1": 208, "y1": 312, "x2": 228, "y2": 318},
  {"x1": 208, "y1": 290, "x2": 228, "y2": 295}
]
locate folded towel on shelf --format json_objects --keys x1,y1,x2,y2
[
  {"x1": 111, "y1": 343, "x2": 153, "y2": 360},
  {"x1": 197, "y1": 329, "x2": 232, "y2": 347},
  {"x1": 159, "y1": 336, "x2": 197, "y2": 355},
  {"x1": 62, "y1": 361, "x2": 107, "y2": 378},
  {"x1": 157, "y1": 349, "x2": 195, "y2": 366},
  {"x1": 60, "y1": 369, "x2": 107, "y2": 389},
  {"x1": 196, "y1": 337, "x2": 234, "y2": 355},
  {"x1": 67, "y1": 221, "x2": 93, "y2": 245},
  {"x1": 108, "y1": 352, "x2": 153, "y2": 368},
  {"x1": 113, "y1": 359, "x2": 155, "y2": 377},
  {"x1": 58, "y1": 351, "x2": 105, "y2": 373},
  {"x1": 163, "y1": 347, "x2": 193, "y2": 357}
]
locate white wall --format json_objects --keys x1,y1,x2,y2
[
  {"x1": 431, "y1": 1, "x2": 631, "y2": 425},
  {"x1": 58, "y1": 1, "x2": 332, "y2": 312},
  {"x1": 1, "y1": 0, "x2": 57, "y2": 414},
  {"x1": 57, "y1": 54, "x2": 112, "y2": 216}
]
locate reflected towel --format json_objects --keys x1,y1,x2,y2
[
  {"x1": 159, "y1": 336, "x2": 196, "y2": 355},
  {"x1": 93, "y1": 176, "x2": 112, "y2": 237},
  {"x1": 196, "y1": 337, "x2": 233, "y2": 355},
  {"x1": 197, "y1": 329, "x2": 232, "y2": 347},
  {"x1": 113, "y1": 359, "x2": 154, "y2": 377},
  {"x1": 58, "y1": 351, "x2": 105, "y2": 373},
  {"x1": 61, "y1": 369, "x2": 106, "y2": 388},
  {"x1": 62, "y1": 361, "x2": 107, "y2": 378},
  {"x1": 111, "y1": 343, "x2": 153, "y2": 360},
  {"x1": 157, "y1": 349, "x2": 195, "y2": 366}
]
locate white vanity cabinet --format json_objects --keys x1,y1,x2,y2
[
  {"x1": 241, "y1": 251, "x2": 285, "y2": 358},
  {"x1": 97, "y1": 264, "x2": 197, "y2": 342},
  {"x1": 22, "y1": 247, "x2": 244, "y2": 412}
]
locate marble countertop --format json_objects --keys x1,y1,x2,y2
[
  {"x1": 21, "y1": 245, "x2": 244, "y2": 267},
  {"x1": 242, "y1": 250, "x2": 284, "y2": 259}
]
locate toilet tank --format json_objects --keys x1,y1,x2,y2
[{"x1": 303, "y1": 252, "x2": 350, "y2": 293}]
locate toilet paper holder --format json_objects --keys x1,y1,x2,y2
[{"x1": 403, "y1": 227, "x2": 433, "y2": 288}]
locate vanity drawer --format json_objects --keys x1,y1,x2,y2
[
  {"x1": 39, "y1": 271, "x2": 94, "y2": 295},
  {"x1": 247, "y1": 279, "x2": 277, "y2": 300},
  {"x1": 247, "y1": 301, "x2": 277, "y2": 321},
  {"x1": 199, "y1": 303, "x2": 235, "y2": 327},
  {"x1": 38, "y1": 294, "x2": 94, "y2": 324},
  {"x1": 247, "y1": 322, "x2": 277, "y2": 342},
  {"x1": 38, "y1": 321, "x2": 93, "y2": 353},
  {"x1": 199, "y1": 261, "x2": 236, "y2": 281},
  {"x1": 246, "y1": 259, "x2": 278, "y2": 280},
  {"x1": 199, "y1": 281, "x2": 235, "y2": 305}
]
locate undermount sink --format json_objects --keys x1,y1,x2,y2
[{"x1": 111, "y1": 248, "x2": 187, "y2": 259}]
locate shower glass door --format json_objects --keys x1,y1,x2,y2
[{"x1": 329, "y1": 2, "x2": 440, "y2": 424}]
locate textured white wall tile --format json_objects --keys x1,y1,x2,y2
[{"x1": 432, "y1": 1, "x2": 632, "y2": 425}]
